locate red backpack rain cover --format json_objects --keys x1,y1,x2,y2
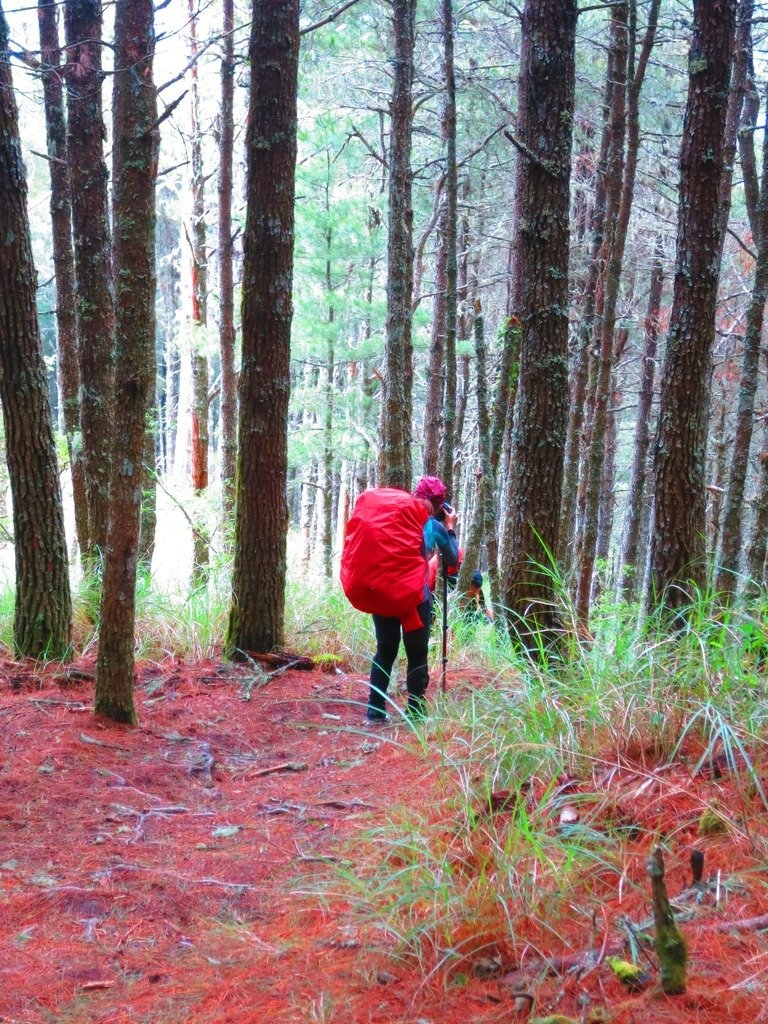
[{"x1": 341, "y1": 488, "x2": 429, "y2": 632}]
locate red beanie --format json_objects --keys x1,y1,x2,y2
[{"x1": 414, "y1": 476, "x2": 447, "y2": 503}]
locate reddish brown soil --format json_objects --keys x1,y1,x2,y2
[{"x1": 0, "y1": 658, "x2": 767, "y2": 1024}]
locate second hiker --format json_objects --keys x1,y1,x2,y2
[{"x1": 366, "y1": 475, "x2": 458, "y2": 724}]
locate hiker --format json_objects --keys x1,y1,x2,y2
[
  {"x1": 465, "y1": 570, "x2": 493, "y2": 624},
  {"x1": 366, "y1": 476, "x2": 459, "y2": 724}
]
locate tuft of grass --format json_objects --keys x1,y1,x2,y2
[
  {"x1": 300, "y1": 579, "x2": 768, "y2": 978},
  {"x1": 284, "y1": 575, "x2": 372, "y2": 669}
]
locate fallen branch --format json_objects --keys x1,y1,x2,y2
[
  {"x1": 243, "y1": 650, "x2": 316, "y2": 671},
  {"x1": 708, "y1": 912, "x2": 768, "y2": 933},
  {"x1": 250, "y1": 761, "x2": 308, "y2": 778},
  {"x1": 96, "y1": 861, "x2": 259, "y2": 891},
  {"x1": 79, "y1": 732, "x2": 131, "y2": 753},
  {"x1": 316, "y1": 799, "x2": 375, "y2": 810}
]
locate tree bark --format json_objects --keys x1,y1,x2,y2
[
  {"x1": 423, "y1": 216, "x2": 446, "y2": 477},
  {"x1": 157, "y1": 205, "x2": 181, "y2": 476},
  {"x1": 490, "y1": 313, "x2": 521, "y2": 479},
  {"x1": 225, "y1": 0, "x2": 299, "y2": 655},
  {"x1": 322, "y1": 185, "x2": 334, "y2": 579},
  {"x1": 576, "y1": 0, "x2": 660, "y2": 619},
  {"x1": 746, "y1": 424, "x2": 768, "y2": 587},
  {"x1": 95, "y1": 0, "x2": 157, "y2": 723},
  {"x1": 188, "y1": 0, "x2": 209, "y2": 587},
  {"x1": 708, "y1": 376, "x2": 729, "y2": 557},
  {"x1": 560, "y1": 48, "x2": 615, "y2": 570},
  {"x1": 378, "y1": 0, "x2": 416, "y2": 490},
  {"x1": 64, "y1": 0, "x2": 115, "y2": 566},
  {"x1": 458, "y1": 296, "x2": 500, "y2": 611},
  {"x1": 300, "y1": 459, "x2": 316, "y2": 574},
  {"x1": 138, "y1": 424, "x2": 157, "y2": 570},
  {"x1": 489, "y1": 239, "x2": 520, "y2": 479},
  {"x1": 646, "y1": 0, "x2": 736, "y2": 614},
  {"x1": 716, "y1": 84, "x2": 768, "y2": 597},
  {"x1": 716, "y1": 0, "x2": 754, "y2": 263},
  {"x1": 219, "y1": 0, "x2": 237, "y2": 521},
  {"x1": 575, "y1": 1, "x2": 629, "y2": 625},
  {"x1": 619, "y1": 234, "x2": 664, "y2": 599},
  {"x1": 501, "y1": 0, "x2": 577, "y2": 645},
  {"x1": 37, "y1": 0, "x2": 88, "y2": 563},
  {"x1": 439, "y1": 0, "x2": 457, "y2": 497},
  {"x1": 0, "y1": 3, "x2": 72, "y2": 657},
  {"x1": 739, "y1": 51, "x2": 760, "y2": 244},
  {"x1": 595, "y1": 326, "x2": 629, "y2": 590}
]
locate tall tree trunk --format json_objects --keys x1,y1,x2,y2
[
  {"x1": 138, "y1": 425, "x2": 157, "y2": 569},
  {"x1": 188, "y1": 0, "x2": 209, "y2": 587},
  {"x1": 490, "y1": 313, "x2": 521, "y2": 479},
  {"x1": 501, "y1": 0, "x2": 577, "y2": 645},
  {"x1": 225, "y1": 0, "x2": 299, "y2": 655},
  {"x1": 64, "y1": 0, "x2": 115, "y2": 566},
  {"x1": 739, "y1": 50, "x2": 760, "y2": 243},
  {"x1": 219, "y1": 0, "x2": 237, "y2": 521},
  {"x1": 165, "y1": 329, "x2": 180, "y2": 475},
  {"x1": 575, "y1": 1, "x2": 629, "y2": 625},
  {"x1": 560, "y1": 45, "x2": 615, "y2": 570},
  {"x1": 378, "y1": 0, "x2": 416, "y2": 490},
  {"x1": 458, "y1": 297, "x2": 500, "y2": 610},
  {"x1": 95, "y1": 0, "x2": 157, "y2": 723},
  {"x1": 746, "y1": 420, "x2": 768, "y2": 587},
  {"x1": 575, "y1": 0, "x2": 660, "y2": 617},
  {"x1": 595, "y1": 326, "x2": 629, "y2": 589},
  {"x1": 489, "y1": 240, "x2": 520, "y2": 478},
  {"x1": 451, "y1": 183, "x2": 471, "y2": 500},
  {"x1": 439, "y1": 0, "x2": 457, "y2": 497},
  {"x1": 716, "y1": 0, "x2": 754, "y2": 265},
  {"x1": 619, "y1": 233, "x2": 664, "y2": 599},
  {"x1": 322, "y1": 180, "x2": 334, "y2": 580},
  {"x1": 423, "y1": 219, "x2": 446, "y2": 477},
  {"x1": 708, "y1": 376, "x2": 729, "y2": 558},
  {"x1": 300, "y1": 460, "x2": 316, "y2": 574},
  {"x1": 646, "y1": 0, "x2": 736, "y2": 614},
  {"x1": 37, "y1": 0, "x2": 88, "y2": 563},
  {"x1": 0, "y1": 2, "x2": 71, "y2": 657},
  {"x1": 716, "y1": 91, "x2": 768, "y2": 597},
  {"x1": 157, "y1": 206, "x2": 181, "y2": 476}
]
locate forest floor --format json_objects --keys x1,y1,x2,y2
[{"x1": 1, "y1": 656, "x2": 768, "y2": 1024}]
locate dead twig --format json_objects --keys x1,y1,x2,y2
[
  {"x1": 250, "y1": 761, "x2": 308, "y2": 778},
  {"x1": 708, "y1": 912, "x2": 768, "y2": 932}
]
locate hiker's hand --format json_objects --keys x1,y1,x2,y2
[{"x1": 444, "y1": 509, "x2": 457, "y2": 531}]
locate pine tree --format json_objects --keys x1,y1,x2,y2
[
  {"x1": 646, "y1": 0, "x2": 737, "y2": 613},
  {"x1": 37, "y1": 0, "x2": 88, "y2": 562},
  {"x1": 378, "y1": 0, "x2": 416, "y2": 491},
  {"x1": 226, "y1": 0, "x2": 299, "y2": 655},
  {"x1": 64, "y1": 0, "x2": 115, "y2": 568},
  {"x1": 0, "y1": 2, "x2": 72, "y2": 658},
  {"x1": 501, "y1": 0, "x2": 577, "y2": 646}
]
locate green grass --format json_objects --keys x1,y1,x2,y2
[{"x1": 296, "y1": 580, "x2": 768, "y2": 976}]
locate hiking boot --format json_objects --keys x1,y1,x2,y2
[
  {"x1": 365, "y1": 709, "x2": 389, "y2": 727},
  {"x1": 406, "y1": 697, "x2": 427, "y2": 722}
]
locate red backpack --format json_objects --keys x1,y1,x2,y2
[{"x1": 340, "y1": 488, "x2": 429, "y2": 632}]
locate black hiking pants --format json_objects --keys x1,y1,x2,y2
[{"x1": 368, "y1": 598, "x2": 431, "y2": 717}]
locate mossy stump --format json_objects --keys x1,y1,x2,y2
[{"x1": 648, "y1": 845, "x2": 687, "y2": 995}]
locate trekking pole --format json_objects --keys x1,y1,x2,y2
[{"x1": 441, "y1": 565, "x2": 448, "y2": 693}]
